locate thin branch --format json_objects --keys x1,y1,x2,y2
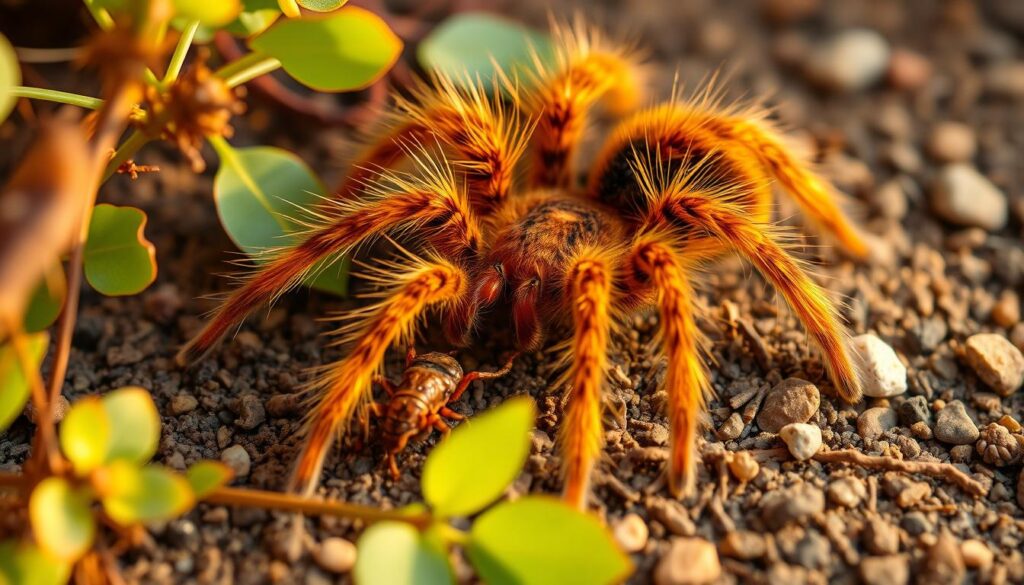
[
  {"x1": 812, "y1": 449, "x2": 988, "y2": 497},
  {"x1": 11, "y1": 87, "x2": 104, "y2": 110},
  {"x1": 215, "y1": 52, "x2": 282, "y2": 88},
  {"x1": 204, "y1": 487, "x2": 432, "y2": 528},
  {"x1": 162, "y1": 21, "x2": 199, "y2": 86}
]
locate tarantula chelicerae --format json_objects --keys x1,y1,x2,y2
[{"x1": 180, "y1": 21, "x2": 868, "y2": 508}]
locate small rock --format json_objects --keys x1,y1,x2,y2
[
  {"x1": 779, "y1": 423, "x2": 822, "y2": 461},
  {"x1": 613, "y1": 514, "x2": 649, "y2": 553},
  {"x1": 927, "y1": 122, "x2": 976, "y2": 162},
  {"x1": 858, "y1": 407, "x2": 898, "y2": 440},
  {"x1": 805, "y1": 29, "x2": 890, "y2": 92},
  {"x1": 646, "y1": 497, "x2": 696, "y2": 537},
  {"x1": 887, "y1": 48, "x2": 932, "y2": 90},
  {"x1": 859, "y1": 555, "x2": 909, "y2": 585},
  {"x1": 949, "y1": 444, "x2": 973, "y2": 463},
  {"x1": 760, "y1": 484, "x2": 824, "y2": 530},
  {"x1": 716, "y1": 412, "x2": 744, "y2": 440},
  {"x1": 654, "y1": 538, "x2": 721, "y2": 585},
  {"x1": 852, "y1": 334, "x2": 908, "y2": 398},
  {"x1": 718, "y1": 530, "x2": 766, "y2": 560},
  {"x1": 975, "y1": 422, "x2": 1022, "y2": 466},
  {"x1": 920, "y1": 532, "x2": 965, "y2": 585},
  {"x1": 963, "y1": 333, "x2": 1024, "y2": 396},
  {"x1": 266, "y1": 393, "x2": 302, "y2": 418},
  {"x1": 24, "y1": 395, "x2": 70, "y2": 424},
  {"x1": 170, "y1": 394, "x2": 198, "y2": 416},
  {"x1": 993, "y1": 291, "x2": 1021, "y2": 328},
  {"x1": 897, "y1": 396, "x2": 930, "y2": 426},
  {"x1": 314, "y1": 538, "x2": 356, "y2": 574},
  {"x1": 884, "y1": 475, "x2": 931, "y2": 508},
  {"x1": 960, "y1": 539, "x2": 993, "y2": 570},
  {"x1": 727, "y1": 451, "x2": 760, "y2": 483},
  {"x1": 863, "y1": 516, "x2": 900, "y2": 555},
  {"x1": 931, "y1": 164, "x2": 1008, "y2": 231},
  {"x1": 998, "y1": 414, "x2": 1022, "y2": 433},
  {"x1": 234, "y1": 394, "x2": 266, "y2": 430},
  {"x1": 827, "y1": 477, "x2": 866, "y2": 508},
  {"x1": 933, "y1": 401, "x2": 979, "y2": 445},
  {"x1": 910, "y1": 421, "x2": 933, "y2": 440},
  {"x1": 756, "y1": 378, "x2": 820, "y2": 433},
  {"x1": 901, "y1": 511, "x2": 931, "y2": 536},
  {"x1": 893, "y1": 435, "x2": 921, "y2": 459},
  {"x1": 220, "y1": 445, "x2": 251, "y2": 478}
]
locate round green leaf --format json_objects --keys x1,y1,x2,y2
[
  {"x1": 354, "y1": 522, "x2": 452, "y2": 585},
  {"x1": 422, "y1": 397, "x2": 535, "y2": 518},
  {"x1": 211, "y1": 141, "x2": 348, "y2": 295},
  {"x1": 84, "y1": 204, "x2": 157, "y2": 296},
  {"x1": 186, "y1": 460, "x2": 233, "y2": 498},
  {"x1": 418, "y1": 13, "x2": 553, "y2": 87},
  {"x1": 174, "y1": 0, "x2": 242, "y2": 26},
  {"x1": 100, "y1": 463, "x2": 195, "y2": 525},
  {"x1": 101, "y1": 387, "x2": 160, "y2": 464},
  {"x1": 297, "y1": 0, "x2": 347, "y2": 11},
  {"x1": 467, "y1": 497, "x2": 632, "y2": 585},
  {"x1": 249, "y1": 7, "x2": 402, "y2": 91},
  {"x1": 0, "y1": 34, "x2": 19, "y2": 123},
  {"x1": 0, "y1": 332, "x2": 48, "y2": 433},
  {"x1": 28, "y1": 478, "x2": 96, "y2": 562},
  {"x1": 225, "y1": 0, "x2": 282, "y2": 37},
  {"x1": 59, "y1": 396, "x2": 111, "y2": 475},
  {"x1": 24, "y1": 267, "x2": 66, "y2": 333},
  {"x1": 0, "y1": 540, "x2": 72, "y2": 585}
]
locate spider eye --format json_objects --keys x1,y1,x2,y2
[{"x1": 493, "y1": 263, "x2": 505, "y2": 279}]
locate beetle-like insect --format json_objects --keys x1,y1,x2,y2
[
  {"x1": 180, "y1": 19, "x2": 868, "y2": 508},
  {"x1": 368, "y1": 349, "x2": 517, "y2": 478}
]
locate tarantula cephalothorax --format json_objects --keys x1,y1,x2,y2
[{"x1": 179, "y1": 21, "x2": 868, "y2": 508}]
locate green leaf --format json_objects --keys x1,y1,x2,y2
[
  {"x1": 186, "y1": 461, "x2": 233, "y2": 498},
  {"x1": 422, "y1": 396, "x2": 535, "y2": 518},
  {"x1": 100, "y1": 463, "x2": 195, "y2": 525},
  {"x1": 297, "y1": 0, "x2": 347, "y2": 11},
  {"x1": 0, "y1": 34, "x2": 19, "y2": 122},
  {"x1": 23, "y1": 268, "x2": 66, "y2": 333},
  {"x1": 174, "y1": 0, "x2": 241, "y2": 26},
  {"x1": 249, "y1": 6, "x2": 402, "y2": 91},
  {"x1": 101, "y1": 387, "x2": 160, "y2": 464},
  {"x1": 354, "y1": 522, "x2": 453, "y2": 585},
  {"x1": 467, "y1": 497, "x2": 632, "y2": 585},
  {"x1": 225, "y1": 0, "x2": 282, "y2": 37},
  {"x1": 28, "y1": 478, "x2": 96, "y2": 562},
  {"x1": 211, "y1": 141, "x2": 348, "y2": 295},
  {"x1": 84, "y1": 204, "x2": 157, "y2": 296},
  {"x1": 0, "y1": 332, "x2": 48, "y2": 433},
  {"x1": 418, "y1": 13, "x2": 553, "y2": 87},
  {"x1": 59, "y1": 396, "x2": 111, "y2": 475},
  {"x1": 0, "y1": 540, "x2": 72, "y2": 585}
]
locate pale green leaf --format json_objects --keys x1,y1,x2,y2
[
  {"x1": 186, "y1": 461, "x2": 233, "y2": 498},
  {"x1": 0, "y1": 540, "x2": 73, "y2": 585},
  {"x1": 83, "y1": 204, "x2": 157, "y2": 296},
  {"x1": 225, "y1": 0, "x2": 282, "y2": 37},
  {"x1": 422, "y1": 397, "x2": 534, "y2": 518},
  {"x1": 100, "y1": 463, "x2": 195, "y2": 525},
  {"x1": 467, "y1": 497, "x2": 632, "y2": 585},
  {"x1": 297, "y1": 0, "x2": 347, "y2": 11},
  {"x1": 0, "y1": 332, "x2": 48, "y2": 432},
  {"x1": 211, "y1": 141, "x2": 348, "y2": 295},
  {"x1": 0, "y1": 34, "x2": 19, "y2": 122},
  {"x1": 174, "y1": 0, "x2": 241, "y2": 26},
  {"x1": 249, "y1": 7, "x2": 401, "y2": 91},
  {"x1": 354, "y1": 522, "x2": 452, "y2": 585},
  {"x1": 101, "y1": 387, "x2": 160, "y2": 464},
  {"x1": 59, "y1": 396, "x2": 111, "y2": 475},
  {"x1": 23, "y1": 268, "x2": 66, "y2": 333},
  {"x1": 28, "y1": 478, "x2": 96, "y2": 562}
]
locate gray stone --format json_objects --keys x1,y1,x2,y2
[
  {"x1": 805, "y1": 29, "x2": 890, "y2": 92},
  {"x1": 934, "y1": 401, "x2": 979, "y2": 445},
  {"x1": 931, "y1": 164, "x2": 1008, "y2": 231},
  {"x1": 220, "y1": 444, "x2": 251, "y2": 477},
  {"x1": 858, "y1": 407, "x2": 898, "y2": 440},
  {"x1": 897, "y1": 396, "x2": 930, "y2": 426},
  {"x1": 760, "y1": 484, "x2": 824, "y2": 530}
]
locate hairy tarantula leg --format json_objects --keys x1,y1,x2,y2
[
  {"x1": 646, "y1": 187, "x2": 862, "y2": 403},
  {"x1": 177, "y1": 166, "x2": 480, "y2": 365},
  {"x1": 526, "y1": 18, "x2": 643, "y2": 189},
  {"x1": 627, "y1": 234, "x2": 711, "y2": 497},
  {"x1": 289, "y1": 258, "x2": 467, "y2": 496},
  {"x1": 559, "y1": 247, "x2": 616, "y2": 510}
]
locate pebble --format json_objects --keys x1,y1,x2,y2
[
  {"x1": 896, "y1": 395, "x2": 930, "y2": 426},
  {"x1": 170, "y1": 394, "x2": 198, "y2": 416},
  {"x1": 654, "y1": 537, "x2": 721, "y2": 585},
  {"x1": 963, "y1": 333, "x2": 1024, "y2": 396},
  {"x1": 857, "y1": 407, "x2": 897, "y2": 440},
  {"x1": 779, "y1": 423, "x2": 822, "y2": 461},
  {"x1": 805, "y1": 29, "x2": 890, "y2": 92},
  {"x1": 949, "y1": 444, "x2": 973, "y2": 463},
  {"x1": 887, "y1": 48, "x2": 932, "y2": 90},
  {"x1": 910, "y1": 421, "x2": 933, "y2": 440},
  {"x1": 864, "y1": 516, "x2": 900, "y2": 555},
  {"x1": 314, "y1": 538, "x2": 356, "y2": 574},
  {"x1": 827, "y1": 477, "x2": 866, "y2": 508},
  {"x1": 266, "y1": 393, "x2": 303, "y2": 418},
  {"x1": 756, "y1": 378, "x2": 820, "y2": 433},
  {"x1": 716, "y1": 412, "x2": 744, "y2": 440},
  {"x1": 931, "y1": 164, "x2": 1008, "y2": 231},
  {"x1": 901, "y1": 512, "x2": 931, "y2": 536},
  {"x1": 727, "y1": 451, "x2": 760, "y2": 483},
  {"x1": 220, "y1": 445, "x2": 251, "y2": 478},
  {"x1": 760, "y1": 484, "x2": 824, "y2": 530},
  {"x1": 718, "y1": 530, "x2": 766, "y2": 560},
  {"x1": 885, "y1": 475, "x2": 931, "y2": 508},
  {"x1": 959, "y1": 539, "x2": 993, "y2": 570},
  {"x1": 234, "y1": 394, "x2": 266, "y2": 430},
  {"x1": 851, "y1": 334, "x2": 907, "y2": 398},
  {"x1": 920, "y1": 532, "x2": 965, "y2": 585},
  {"x1": 927, "y1": 122, "x2": 976, "y2": 162},
  {"x1": 992, "y1": 291, "x2": 1020, "y2": 328},
  {"x1": 613, "y1": 513, "x2": 649, "y2": 553},
  {"x1": 859, "y1": 555, "x2": 909, "y2": 585},
  {"x1": 933, "y1": 401, "x2": 979, "y2": 445}
]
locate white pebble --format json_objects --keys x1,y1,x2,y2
[
  {"x1": 960, "y1": 539, "x2": 993, "y2": 570},
  {"x1": 613, "y1": 513, "x2": 649, "y2": 553},
  {"x1": 852, "y1": 334, "x2": 908, "y2": 398},
  {"x1": 315, "y1": 537, "x2": 357, "y2": 574},
  {"x1": 779, "y1": 423, "x2": 822, "y2": 461},
  {"x1": 805, "y1": 29, "x2": 891, "y2": 92},
  {"x1": 931, "y1": 164, "x2": 1008, "y2": 231},
  {"x1": 220, "y1": 444, "x2": 251, "y2": 477}
]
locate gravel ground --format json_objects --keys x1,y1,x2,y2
[{"x1": 4, "y1": 0, "x2": 1024, "y2": 583}]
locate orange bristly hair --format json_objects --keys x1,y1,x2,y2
[
  {"x1": 628, "y1": 232, "x2": 710, "y2": 497},
  {"x1": 557, "y1": 246, "x2": 617, "y2": 509},
  {"x1": 290, "y1": 254, "x2": 468, "y2": 495},
  {"x1": 524, "y1": 17, "x2": 645, "y2": 189},
  {"x1": 177, "y1": 151, "x2": 480, "y2": 364}
]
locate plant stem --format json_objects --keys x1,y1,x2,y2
[
  {"x1": 82, "y1": 0, "x2": 115, "y2": 31},
  {"x1": 7, "y1": 328, "x2": 60, "y2": 471},
  {"x1": 205, "y1": 487, "x2": 433, "y2": 528},
  {"x1": 162, "y1": 21, "x2": 199, "y2": 86},
  {"x1": 11, "y1": 87, "x2": 104, "y2": 110},
  {"x1": 216, "y1": 52, "x2": 282, "y2": 88},
  {"x1": 102, "y1": 129, "x2": 155, "y2": 182}
]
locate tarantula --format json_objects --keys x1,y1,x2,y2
[{"x1": 180, "y1": 21, "x2": 868, "y2": 508}]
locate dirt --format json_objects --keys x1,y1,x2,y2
[{"x1": 3, "y1": 0, "x2": 1024, "y2": 583}]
